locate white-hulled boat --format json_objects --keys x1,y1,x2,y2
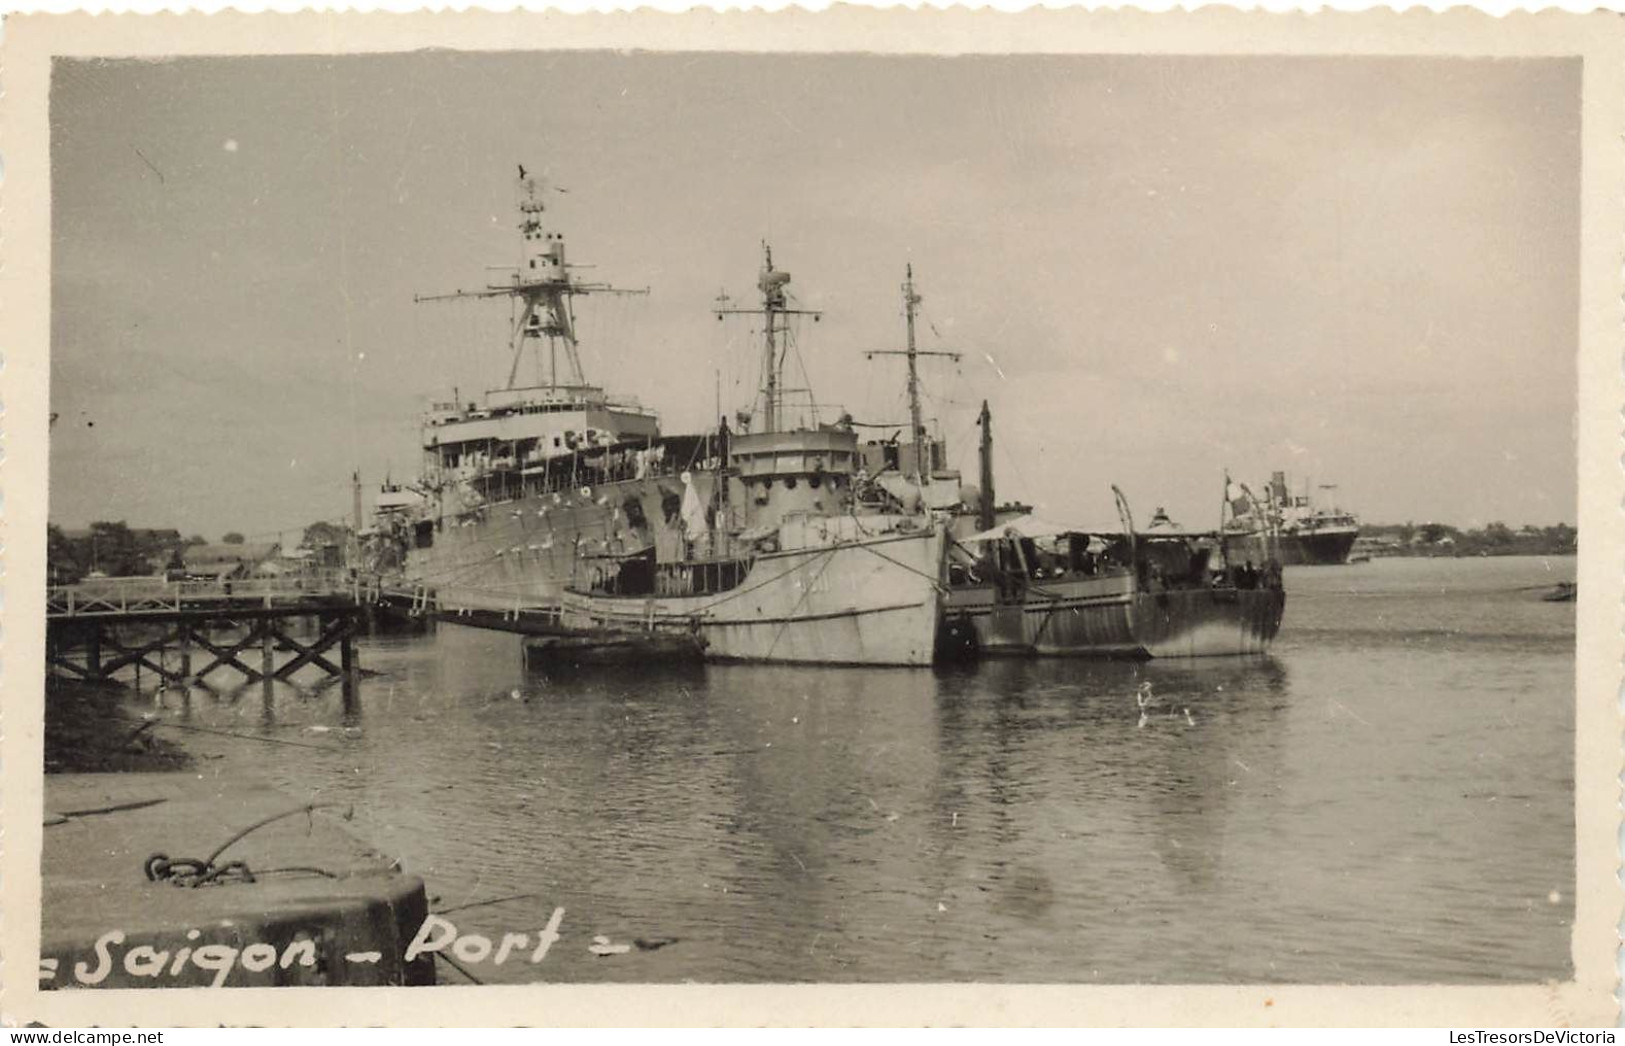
[{"x1": 558, "y1": 249, "x2": 950, "y2": 666}]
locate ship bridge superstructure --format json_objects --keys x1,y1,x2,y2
[
  {"x1": 710, "y1": 246, "x2": 874, "y2": 534},
  {"x1": 412, "y1": 168, "x2": 661, "y2": 494}
]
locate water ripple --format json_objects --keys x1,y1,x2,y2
[{"x1": 143, "y1": 556, "x2": 1574, "y2": 984}]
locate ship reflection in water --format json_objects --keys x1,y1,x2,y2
[{"x1": 147, "y1": 556, "x2": 1574, "y2": 985}]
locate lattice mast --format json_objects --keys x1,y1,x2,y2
[{"x1": 414, "y1": 166, "x2": 647, "y2": 391}]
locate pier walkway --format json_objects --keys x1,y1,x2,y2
[
  {"x1": 371, "y1": 581, "x2": 574, "y2": 637},
  {"x1": 46, "y1": 576, "x2": 365, "y2": 689}
]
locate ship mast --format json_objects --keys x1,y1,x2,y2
[
  {"x1": 866, "y1": 264, "x2": 961, "y2": 480},
  {"x1": 715, "y1": 243, "x2": 820, "y2": 433},
  {"x1": 977, "y1": 399, "x2": 995, "y2": 532},
  {"x1": 414, "y1": 168, "x2": 647, "y2": 392}
]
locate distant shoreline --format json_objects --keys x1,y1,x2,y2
[
  {"x1": 1354, "y1": 522, "x2": 1576, "y2": 560},
  {"x1": 1346, "y1": 549, "x2": 1578, "y2": 560}
]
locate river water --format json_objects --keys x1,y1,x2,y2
[{"x1": 138, "y1": 555, "x2": 1576, "y2": 984}]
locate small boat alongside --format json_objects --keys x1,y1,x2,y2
[
  {"x1": 1542, "y1": 581, "x2": 1577, "y2": 603},
  {"x1": 522, "y1": 627, "x2": 705, "y2": 669},
  {"x1": 942, "y1": 494, "x2": 1285, "y2": 660},
  {"x1": 940, "y1": 403, "x2": 1286, "y2": 660}
]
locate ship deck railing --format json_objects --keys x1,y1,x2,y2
[{"x1": 459, "y1": 455, "x2": 721, "y2": 516}]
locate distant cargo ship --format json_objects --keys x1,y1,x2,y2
[{"x1": 1222, "y1": 471, "x2": 1359, "y2": 566}]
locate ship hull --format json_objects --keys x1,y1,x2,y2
[
  {"x1": 560, "y1": 528, "x2": 947, "y2": 667},
  {"x1": 943, "y1": 572, "x2": 1284, "y2": 659},
  {"x1": 1221, "y1": 528, "x2": 1358, "y2": 566},
  {"x1": 394, "y1": 472, "x2": 713, "y2": 612}
]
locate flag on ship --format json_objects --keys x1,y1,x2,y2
[
  {"x1": 680, "y1": 471, "x2": 709, "y2": 536},
  {"x1": 1226, "y1": 472, "x2": 1253, "y2": 518}
]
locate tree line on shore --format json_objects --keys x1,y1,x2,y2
[
  {"x1": 47, "y1": 522, "x2": 247, "y2": 582},
  {"x1": 1358, "y1": 521, "x2": 1577, "y2": 557},
  {"x1": 47, "y1": 519, "x2": 352, "y2": 584},
  {"x1": 44, "y1": 516, "x2": 1576, "y2": 585}
]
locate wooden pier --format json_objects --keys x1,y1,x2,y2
[{"x1": 46, "y1": 576, "x2": 364, "y2": 689}]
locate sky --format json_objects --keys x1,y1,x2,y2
[{"x1": 48, "y1": 52, "x2": 1581, "y2": 542}]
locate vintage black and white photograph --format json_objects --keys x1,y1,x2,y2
[{"x1": 5, "y1": 9, "x2": 1621, "y2": 1028}]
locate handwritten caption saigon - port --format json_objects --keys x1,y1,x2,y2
[{"x1": 40, "y1": 908, "x2": 577, "y2": 988}]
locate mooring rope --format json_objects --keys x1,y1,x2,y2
[
  {"x1": 152, "y1": 721, "x2": 338, "y2": 751},
  {"x1": 433, "y1": 951, "x2": 486, "y2": 985},
  {"x1": 852, "y1": 538, "x2": 948, "y2": 593},
  {"x1": 434, "y1": 891, "x2": 551, "y2": 917},
  {"x1": 763, "y1": 546, "x2": 841, "y2": 660},
  {"x1": 144, "y1": 801, "x2": 353, "y2": 888}
]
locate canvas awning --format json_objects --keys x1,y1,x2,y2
[
  {"x1": 958, "y1": 514, "x2": 1220, "y2": 544},
  {"x1": 958, "y1": 514, "x2": 1120, "y2": 544}
]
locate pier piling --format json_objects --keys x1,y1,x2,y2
[{"x1": 46, "y1": 578, "x2": 365, "y2": 690}]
